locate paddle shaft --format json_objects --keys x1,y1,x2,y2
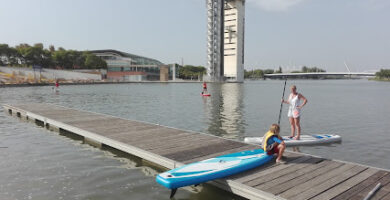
[{"x1": 278, "y1": 79, "x2": 287, "y2": 125}]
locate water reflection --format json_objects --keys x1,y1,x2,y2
[{"x1": 203, "y1": 83, "x2": 246, "y2": 140}]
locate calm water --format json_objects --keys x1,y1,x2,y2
[{"x1": 0, "y1": 79, "x2": 389, "y2": 199}]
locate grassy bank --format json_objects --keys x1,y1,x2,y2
[{"x1": 369, "y1": 77, "x2": 390, "y2": 82}]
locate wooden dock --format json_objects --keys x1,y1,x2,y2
[{"x1": 3, "y1": 103, "x2": 390, "y2": 200}]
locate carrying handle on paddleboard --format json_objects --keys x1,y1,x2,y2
[{"x1": 278, "y1": 79, "x2": 287, "y2": 126}]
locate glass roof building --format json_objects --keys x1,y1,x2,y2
[
  {"x1": 90, "y1": 49, "x2": 163, "y2": 67},
  {"x1": 89, "y1": 49, "x2": 175, "y2": 81}
]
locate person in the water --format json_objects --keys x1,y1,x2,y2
[{"x1": 262, "y1": 124, "x2": 286, "y2": 164}]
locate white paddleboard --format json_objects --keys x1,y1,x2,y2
[{"x1": 244, "y1": 134, "x2": 341, "y2": 146}]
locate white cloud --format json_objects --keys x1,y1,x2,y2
[{"x1": 248, "y1": 0, "x2": 306, "y2": 11}]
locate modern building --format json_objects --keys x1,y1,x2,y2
[
  {"x1": 90, "y1": 49, "x2": 177, "y2": 81},
  {"x1": 206, "y1": 0, "x2": 245, "y2": 82}
]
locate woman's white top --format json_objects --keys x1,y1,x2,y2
[{"x1": 287, "y1": 93, "x2": 301, "y2": 118}]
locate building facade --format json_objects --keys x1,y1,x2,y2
[
  {"x1": 206, "y1": 0, "x2": 245, "y2": 82},
  {"x1": 90, "y1": 50, "x2": 176, "y2": 81}
]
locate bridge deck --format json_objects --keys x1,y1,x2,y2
[
  {"x1": 3, "y1": 103, "x2": 389, "y2": 200},
  {"x1": 263, "y1": 72, "x2": 375, "y2": 79}
]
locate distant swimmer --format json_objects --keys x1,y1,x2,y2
[{"x1": 282, "y1": 85, "x2": 308, "y2": 140}]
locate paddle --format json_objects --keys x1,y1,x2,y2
[{"x1": 278, "y1": 79, "x2": 287, "y2": 126}]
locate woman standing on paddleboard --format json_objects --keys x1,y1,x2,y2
[{"x1": 282, "y1": 85, "x2": 307, "y2": 140}]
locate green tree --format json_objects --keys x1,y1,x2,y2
[
  {"x1": 302, "y1": 66, "x2": 308, "y2": 73},
  {"x1": 84, "y1": 53, "x2": 107, "y2": 69},
  {"x1": 0, "y1": 44, "x2": 19, "y2": 65},
  {"x1": 52, "y1": 50, "x2": 72, "y2": 69},
  {"x1": 300, "y1": 66, "x2": 326, "y2": 73},
  {"x1": 376, "y1": 69, "x2": 390, "y2": 79},
  {"x1": 263, "y1": 69, "x2": 274, "y2": 74},
  {"x1": 1, "y1": 43, "x2": 106, "y2": 69},
  {"x1": 49, "y1": 45, "x2": 55, "y2": 52},
  {"x1": 15, "y1": 43, "x2": 52, "y2": 68},
  {"x1": 178, "y1": 65, "x2": 206, "y2": 79},
  {"x1": 244, "y1": 69, "x2": 264, "y2": 79}
]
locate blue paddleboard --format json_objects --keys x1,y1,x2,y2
[{"x1": 156, "y1": 149, "x2": 272, "y2": 190}]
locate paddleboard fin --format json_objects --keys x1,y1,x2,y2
[{"x1": 170, "y1": 188, "x2": 177, "y2": 198}]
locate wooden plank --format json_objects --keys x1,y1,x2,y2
[
  {"x1": 106, "y1": 126, "x2": 187, "y2": 139},
  {"x1": 13, "y1": 104, "x2": 67, "y2": 112},
  {"x1": 66, "y1": 118, "x2": 133, "y2": 129},
  {"x1": 89, "y1": 126, "x2": 162, "y2": 138},
  {"x1": 347, "y1": 173, "x2": 390, "y2": 200},
  {"x1": 119, "y1": 132, "x2": 198, "y2": 147},
  {"x1": 156, "y1": 138, "x2": 239, "y2": 156},
  {"x1": 182, "y1": 145, "x2": 256, "y2": 164},
  {"x1": 134, "y1": 132, "x2": 210, "y2": 148},
  {"x1": 104, "y1": 127, "x2": 184, "y2": 141},
  {"x1": 94, "y1": 125, "x2": 161, "y2": 137},
  {"x1": 246, "y1": 157, "x2": 322, "y2": 187},
  {"x1": 331, "y1": 170, "x2": 389, "y2": 200},
  {"x1": 371, "y1": 181, "x2": 390, "y2": 200},
  {"x1": 279, "y1": 163, "x2": 355, "y2": 199},
  {"x1": 33, "y1": 111, "x2": 100, "y2": 119},
  {"x1": 34, "y1": 109, "x2": 91, "y2": 115},
  {"x1": 108, "y1": 132, "x2": 198, "y2": 150},
  {"x1": 161, "y1": 140, "x2": 248, "y2": 162},
  {"x1": 267, "y1": 160, "x2": 343, "y2": 195},
  {"x1": 290, "y1": 165, "x2": 367, "y2": 200},
  {"x1": 231, "y1": 154, "x2": 306, "y2": 183},
  {"x1": 148, "y1": 138, "x2": 224, "y2": 155},
  {"x1": 123, "y1": 132, "x2": 209, "y2": 151},
  {"x1": 54, "y1": 115, "x2": 113, "y2": 123},
  {"x1": 258, "y1": 159, "x2": 331, "y2": 192},
  {"x1": 48, "y1": 116, "x2": 108, "y2": 122},
  {"x1": 109, "y1": 131, "x2": 206, "y2": 151},
  {"x1": 91, "y1": 124, "x2": 163, "y2": 137},
  {"x1": 311, "y1": 168, "x2": 378, "y2": 200},
  {"x1": 67, "y1": 118, "x2": 144, "y2": 128},
  {"x1": 380, "y1": 191, "x2": 390, "y2": 200},
  {"x1": 32, "y1": 110, "x2": 85, "y2": 117},
  {"x1": 238, "y1": 156, "x2": 312, "y2": 185},
  {"x1": 144, "y1": 135, "x2": 222, "y2": 153}
]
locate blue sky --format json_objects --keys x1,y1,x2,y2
[{"x1": 0, "y1": 0, "x2": 389, "y2": 72}]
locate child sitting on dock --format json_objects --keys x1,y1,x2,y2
[{"x1": 262, "y1": 124, "x2": 286, "y2": 164}]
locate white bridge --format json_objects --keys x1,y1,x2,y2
[{"x1": 264, "y1": 72, "x2": 376, "y2": 79}]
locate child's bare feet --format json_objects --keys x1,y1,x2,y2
[{"x1": 276, "y1": 159, "x2": 286, "y2": 164}]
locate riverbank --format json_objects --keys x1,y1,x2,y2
[
  {"x1": 0, "y1": 80, "x2": 204, "y2": 88},
  {"x1": 369, "y1": 77, "x2": 390, "y2": 82}
]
